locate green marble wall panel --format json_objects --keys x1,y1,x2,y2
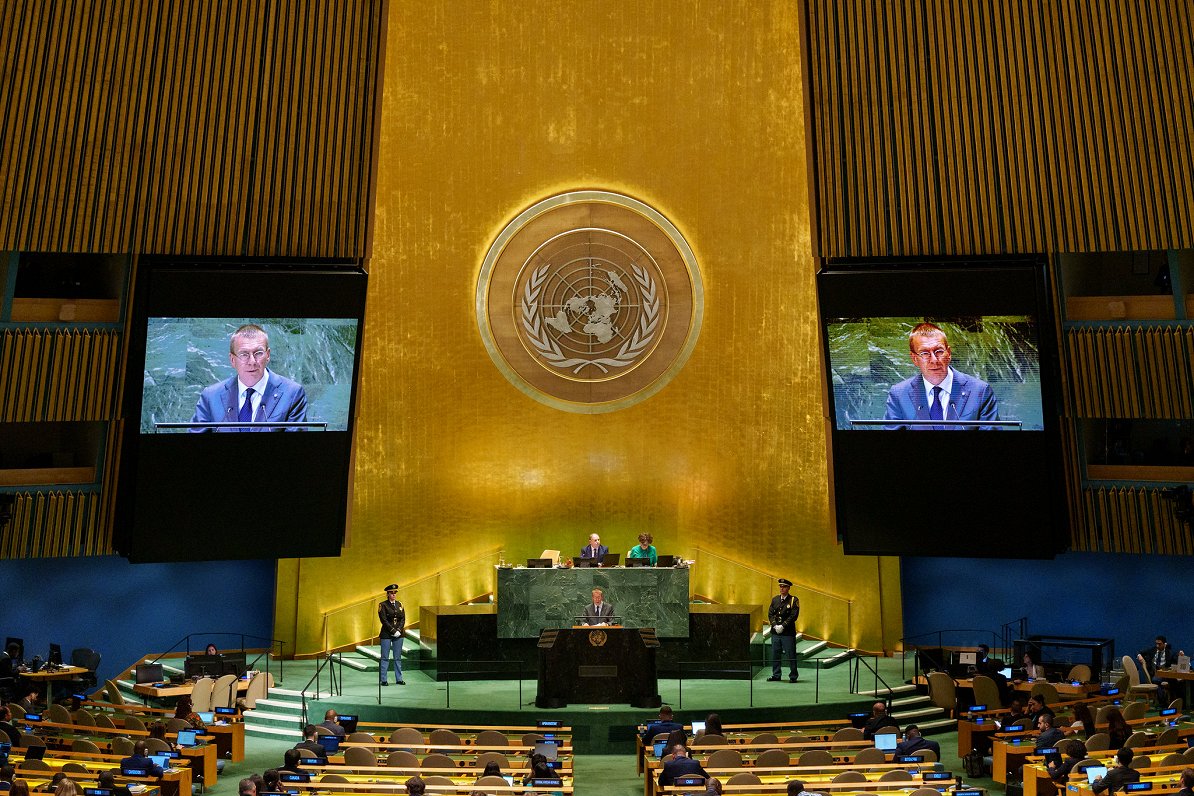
[{"x1": 496, "y1": 566, "x2": 690, "y2": 638}]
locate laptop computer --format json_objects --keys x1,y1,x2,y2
[
  {"x1": 533, "y1": 740, "x2": 558, "y2": 761},
  {"x1": 197, "y1": 712, "x2": 214, "y2": 724},
  {"x1": 150, "y1": 754, "x2": 171, "y2": 771},
  {"x1": 625, "y1": 557, "x2": 650, "y2": 567},
  {"x1": 318, "y1": 735, "x2": 340, "y2": 753},
  {"x1": 656, "y1": 555, "x2": 678, "y2": 567},
  {"x1": 1085, "y1": 766, "x2": 1108, "y2": 784},
  {"x1": 653, "y1": 740, "x2": 667, "y2": 757},
  {"x1": 601, "y1": 553, "x2": 620, "y2": 567},
  {"x1": 573, "y1": 559, "x2": 600, "y2": 568},
  {"x1": 690, "y1": 720, "x2": 706, "y2": 735},
  {"x1": 176, "y1": 729, "x2": 200, "y2": 747},
  {"x1": 874, "y1": 733, "x2": 898, "y2": 751},
  {"x1": 526, "y1": 558, "x2": 553, "y2": 568}
]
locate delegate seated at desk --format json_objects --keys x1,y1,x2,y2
[
  {"x1": 658, "y1": 745, "x2": 708, "y2": 787},
  {"x1": 121, "y1": 740, "x2": 165, "y2": 778},
  {"x1": 579, "y1": 533, "x2": 609, "y2": 561},
  {"x1": 895, "y1": 725, "x2": 940, "y2": 758},
  {"x1": 1091, "y1": 748, "x2": 1141, "y2": 794},
  {"x1": 582, "y1": 588, "x2": 615, "y2": 625}
]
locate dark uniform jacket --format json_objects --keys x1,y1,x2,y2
[
  {"x1": 378, "y1": 599, "x2": 406, "y2": 639},
  {"x1": 767, "y1": 594, "x2": 800, "y2": 636}
]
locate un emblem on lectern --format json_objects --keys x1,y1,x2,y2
[
  {"x1": 477, "y1": 191, "x2": 704, "y2": 413},
  {"x1": 588, "y1": 630, "x2": 608, "y2": 647}
]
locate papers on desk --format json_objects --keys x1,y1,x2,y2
[{"x1": 128, "y1": 787, "x2": 148, "y2": 793}]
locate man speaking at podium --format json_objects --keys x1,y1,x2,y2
[
  {"x1": 884, "y1": 322, "x2": 999, "y2": 430},
  {"x1": 582, "y1": 588, "x2": 615, "y2": 625},
  {"x1": 191, "y1": 323, "x2": 308, "y2": 431}
]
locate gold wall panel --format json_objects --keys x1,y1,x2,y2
[
  {"x1": 801, "y1": 0, "x2": 1194, "y2": 257},
  {"x1": 0, "y1": 0, "x2": 384, "y2": 257},
  {"x1": 275, "y1": 0, "x2": 903, "y2": 655},
  {"x1": 1074, "y1": 486, "x2": 1193, "y2": 556},
  {"x1": 1065, "y1": 326, "x2": 1194, "y2": 418},
  {"x1": 0, "y1": 329, "x2": 121, "y2": 422}
]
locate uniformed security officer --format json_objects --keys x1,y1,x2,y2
[
  {"x1": 378, "y1": 583, "x2": 406, "y2": 686},
  {"x1": 767, "y1": 578, "x2": 800, "y2": 682}
]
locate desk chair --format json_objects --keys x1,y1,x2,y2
[
  {"x1": 419, "y1": 753, "x2": 454, "y2": 769},
  {"x1": 103, "y1": 680, "x2": 125, "y2": 705},
  {"x1": 73, "y1": 710, "x2": 96, "y2": 727},
  {"x1": 706, "y1": 749, "x2": 742, "y2": 768},
  {"x1": 832, "y1": 727, "x2": 863, "y2": 742},
  {"x1": 1125, "y1": 732, "x2": 1151, "y2": 749},
  {"x1": 1122, "y1": 656, "x2": 1159, "y2": 705},
  {"x1": 754, "y1": 749, "x2": 789, "y2": 767},
  {"x1": 343, "y1": 747, "x2": 376, "y2": 766},
  {"x1": 1159, "y1": 753, "x2": 1186, "y2": 768},
  {"x1": 751, "y1": 732, "x2": 780, "y2": 745},
  {"x1": 144, "y1": 738, "x2": 171, "y2": 754},
  {"x1": 421, "y1": 775, "x2": 455, "y2": 786},
  {"x1": 1030, "y1": 682, "x2": 1060, "y2": 704},
  {"x1": 927, "y1": 671, "x2": 958, "y2": 718},
  {"x1": 1068, "y1": 664, "x2": 1093, "y2": 682},
  {"x1": 209, "y1": 674, "x2": 237, "y2": 711},
  {"x1": 71, "y1": 648, "x2": 101, "y2": 689},
  {"x1": 388, "y1": 727, "x2": 423, "y2": 749},
  {"x1": 833, "y1": 771, "x2": 867, "y2": 783},
  {"x1": 1129, "y1": 754, "x2": 1152, "y2": 770},
  {"x1": 123, "y1": 715, "x2": 146, "y2": 733},
  {"x1": 112, "y1": 736, "x2": 136, "y2": 756},
  {"x1": 879, "y1": 769, "x2": 915, "y2": 781},
  {"x1": 428, "y1": 729, "x2": 462, "y2": 747},
  {"x1": 1121, "y1": 702, "x2": 1148, "y2": 721},
  {"x1": 475, "y1": 752, "x2": 510, "y2": 771},
  {"x1": 854, "y1": 747, "x2": 887, "y2": 764},
  {"x1": 242, "y1": 673, "x2": 269, "y2": 710},
  {"x1": 972, "y1": 675, "x2": 1003, "y2": 711},
  {"x1": 474, "y1": 730, "x2": 509, "y2": 746},
  {"x1": 726, "y1": 772, "x2": 762, "y2": 786},
  {"x1": 386, "y1": 751, "x2": 419, "y2": 767},
  {"x1": 477, "y1": 775, "x2": 508, "y2": 787},
  {"x1": 798, "y1": 749, "x2": 834, "y2": 766},
  {"x1": 190, "y1": 678, "x2": 215, "y2": 713},
  {"x1": 319, "y1": 774, "x2": 348, "y2": 783},
  {"x1": 1085, "y1": 732, "x2": 1111, "y2": 752}
]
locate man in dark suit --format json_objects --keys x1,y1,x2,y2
[
  {"x1": 120, "y1": 740, "x2": 164, "y2": 777},
  {"x1": 579, "y1": 533, "x2": 609, "y2": 561},
  {"x1": 0, "y1": 706, "x2": 22, "y2": 748},
  {"x1": 1137, "y1": 635, "x2": 1180, "y2": 704},
  {"x1": 319, "y1": 708, "x2": 346, "y2": 737},
  {"x1": 582, "y1": 588, "x2": 615, "y2": 625},
  {"x1": 1092, "y1": 748, "x2": 1142, "y2": 794},
  {"x1": 862, "y1": 701, "x2": 900, "y2": 740},
  {"x1": 767, "y1": 578, "x2": 800, "y2": 682},
  {"x1": 1033, "y1": 714, "x2": 1065, "y2": 751},
  {"x1": 895, "y1": 725, "x2": 941, "y2": 758},
  {"x1": 884, "y1": 322, "x2": 999, "y2": 430},
  {"x1": 640, "y1": 704, "x2": 685, "y2": 744},
  {"x1": 658, "y1": 744, "x2": 708, "y2": 787},
  {"x1": 191, "y1": 324, "x2": 308, "y2": 432},
  {"x1": 292, "y1": 724, "x2": 329, "y2": 762}
]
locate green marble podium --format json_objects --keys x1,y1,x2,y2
[{"x1": 496, "y1": 566, "x2": 690, "y2": 638}]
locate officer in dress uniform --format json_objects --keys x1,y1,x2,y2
[
  {"x1": 378, "y1": 584, "x2": 406, "y2": 686},
  {"x1": 767, "y1": 578, "x2": 800, "y2": 682}
]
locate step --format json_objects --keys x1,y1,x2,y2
[
  {"x1": 798, "y1": 640, "x2": 829, "y2": 658},
  {"x1": 892, "y1": 706, "x2": 946, "y2": 722},
  {"x1": 892, "y1": 694, "x2": 931, "y2": 708},
  {"x1": 856, "y1": 683, "x2": 918, "y2": 698},
  {"x1": 243, "y1": 722, "x2": 305, "y2": 741},
  {"x1": 269, "y1": 687, "x2": 333, "y2": 700},
  {"x1": 339, "y1": 656, "x2": 372, "y2": 672},
  {"x1": 917, "y1": 717, "x2": 958, "y2": 735},
  {"x1": 253, "y1": 698, "x2": 305, "y2": 715},
  {"x1": 817, "y1": 649, "x2": 856, "y2": 669}
]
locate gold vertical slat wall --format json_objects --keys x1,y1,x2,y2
[
  {"x1": 1076, "y1": 487, "x2": 1194, "y2": 556},
  {"x1": 1066, "y1": 327, "x2": 1194, "y2": 419},
  {"x1": 0, "y1": 0, "x2": 385, "y2": 256},
  {"x1": 0, "y1": 330, "x2": 120, "y2": 422},
  {"x1": 801, "y1": 0, "x2": 1194, "y2": 257}
]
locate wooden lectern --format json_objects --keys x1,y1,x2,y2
[{"x1": 535, "y1": 626, "x2": 661, "y2": 708}]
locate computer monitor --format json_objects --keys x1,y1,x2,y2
[
  {"x1": 336, "y1": 714, "x2": 358, "y2": 733},
  {"x1": 136, "y1": 663, "x2": 165, "y2": 684},
  {"x1": 656, "y1": 555, "x2": 678, "y2": 567},
  {"x1": 318, "y1": 735, "x2": 341, "y2": 753},
  {"x1": 176, "y1": 729, "x2": 200, "y2": 747},
  {"x1": 1086, "y1": 766, "x2": 1108, "y2": 784},
  {"x1": 601, "y1": 553, "x2": 621, "y2": 566},
  {"x1": 48, "y1": 643, "x2": 62, "y2": 666},
  {"x1": 573, "y1": 559, "x2": 600, "y2": 568},
  {"x1": 690, "y1": 720, "x2": 706, "y2": 736},
  {"x1": 533, "y1": 740, "x2": 558, "y2": 761},
  {"x1": 958, "y1": 651, "x2": 977, "y2": 665},
  {"x1": 653, "y1": 740, "x2": 666, "y2": 757},
  {"x1": 185, "y1": 654, "x2": 224, "y2": 678},
  {"x1": 526, "y1": 558, "x2": 553, "y2": 568},
  {"x1": 874, "y1": 733, "x2": 898, "y2": 751}
]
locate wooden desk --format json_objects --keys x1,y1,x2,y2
[
  {"x1": 204, "y1": 720, "x2": 245, "y2": 762},
  {"x1": 992, "y1": 737, "x2": 1038, "y2": 783},
  {"x1": 957, "y1": 718, "x2": 998, "y2": 757},
  {"x1": 133, "y1": 678, "x2": 251, "y2": 700},
  {"x1": 23, "y1": 665, "x2": 90, "y2": 703}
]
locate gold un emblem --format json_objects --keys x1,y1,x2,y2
[{"x1": 477, "y1": 191, "x2": 704, "y2": 413}]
